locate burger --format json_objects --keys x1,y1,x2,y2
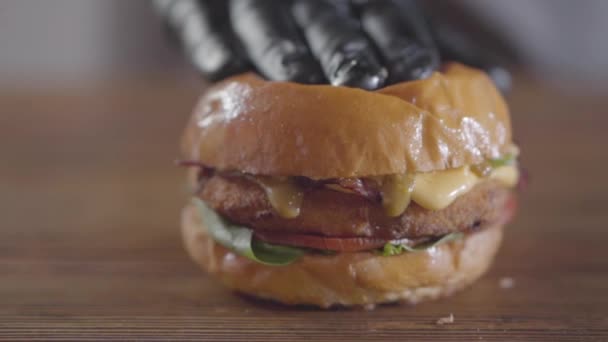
[{"x1": 179, "y1": 62, "x2": 519, "y2": 309}]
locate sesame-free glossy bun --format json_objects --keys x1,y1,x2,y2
[
  {"x1": 182, "y1": 63, "x2": 512, "y2": 179},
  {"x1": 182, "y1": 203, "x2": 504, "y2": 308}
]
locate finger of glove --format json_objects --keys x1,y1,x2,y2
[
  {"x1": 357, "y1": 0, "x2": 439, "y2": 83},
  {"x1": 230, "y1": 0, "x2": 325, "y2": 83},
  {"x1": 154, "y1": 0, "x2": 249, "y2": 80},
  {"x1": 431, "y1": 21, "x2": 512, "y2": 92},
  {"x1": 292, "y1": 0, "x2": 387, "y2": 90}
]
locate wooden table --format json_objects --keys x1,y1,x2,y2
[{"x1": 1, "y1": 75, "x2": 607, "y2": 341}]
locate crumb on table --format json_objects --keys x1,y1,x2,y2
[
  {"x1": 499, "y1": 277, "x2": 515, "y2": 289},
  {"x1": 436, "y1": 313, "x2": 454, "y2": 325}
]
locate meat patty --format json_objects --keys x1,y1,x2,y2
[{"x1": 196, "y1": 174, "x2": 514, "y2": 239}]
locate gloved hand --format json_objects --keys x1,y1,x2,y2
[{"x1": 154, "y1": 0, "x2": 510, "y2": 91}]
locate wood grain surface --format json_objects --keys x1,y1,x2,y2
[{"x1": 1, "y1": 75, "x2": 607, "y2": 341}]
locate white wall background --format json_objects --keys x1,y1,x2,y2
[
  {"x1": 461, "y1": 0, "x2": 608, "y2": 87},
  {"x1": 0, "y1": 0, "x2": 180, "y2": 86},
  {"x1": 1, "y1": 0, "x2": 607, "y2": 89}
]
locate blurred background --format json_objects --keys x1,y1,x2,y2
[
  {"x1": 0, "y1": 0, "x2": 608, "y2": 89},
  {"x1": 2, "y1": 0, "x2": 608, "y2": 265},
  {"x1": 1, "y1": 1, "x2": 607, "y2": 337},
  {"x1": 2, "y1": 0, "x2": 608, "y2": 90},
  {"x1": 1, "y1": 0, "x2": 608, "y2": 279}
]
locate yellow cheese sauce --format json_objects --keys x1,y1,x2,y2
[
  {"x1": 252, "y1": 164, "x2": 518, "y2": 219},
  {"x1": 253, "y1": 176, "x2": 303, "y2": 219},
  {"x1": 374, "y1": 174, "x2": 415, "y2": 217},
  {"x1": 408, "y1": 165, "x2": 518, "y2": 212}
]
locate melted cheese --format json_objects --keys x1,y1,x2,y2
[
  {"x1": 377, "y1": 174, "x2": 415, "y2": 217},
  {"x1": 250, "y1": 164, "x2": 518, "y2": 219},
  {"x1": 410, "y1": 165, "x2": 518, "y2": 211},
  {"x1": 253, "y1": 176, "x2": 303, "y2": 219},
  {"x1": 412, "y1": 166, "x2": 479, "y2": 210},
  {"x1": 489, "y1": 165, "x2": 519, "y2": 187}
]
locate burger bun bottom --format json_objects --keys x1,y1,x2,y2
[{"x1": 182, "y1": 203, "x2": 504, "y2": 309}]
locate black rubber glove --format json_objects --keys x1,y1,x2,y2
[{"x1": 154, "y1": 0, "x2": 510, "y2": 91}]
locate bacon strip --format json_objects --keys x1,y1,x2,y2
[
  {"x1": 178, "y1": 160, "x2": 383, "y2": 202},
  {"x1": 324, "y1": 178, "x2": 382, "y2": 202}
]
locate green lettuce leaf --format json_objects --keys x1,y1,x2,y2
[
  {"x1": 381, "y1": 232, "x2": 463, "y2": 257},
  {"x1": 193, "y1": 198, "x2": 465, "y2": 263},
  {"x1": 192, "y1": 198, "x2": 304, "y2": 265},
  {"x1": 489, "y1": 154, "x2": 516, "y2": 168}
]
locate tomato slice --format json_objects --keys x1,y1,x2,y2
[
  {"x1": 254, "y1": 231, "x2": 388, "y2": 252},
  {"x1": 254, "y1": 195, "x2": 517, "y2": 253},
  {"x1": 504, "y1": 195, "x2": 517, "y2": 223}
]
